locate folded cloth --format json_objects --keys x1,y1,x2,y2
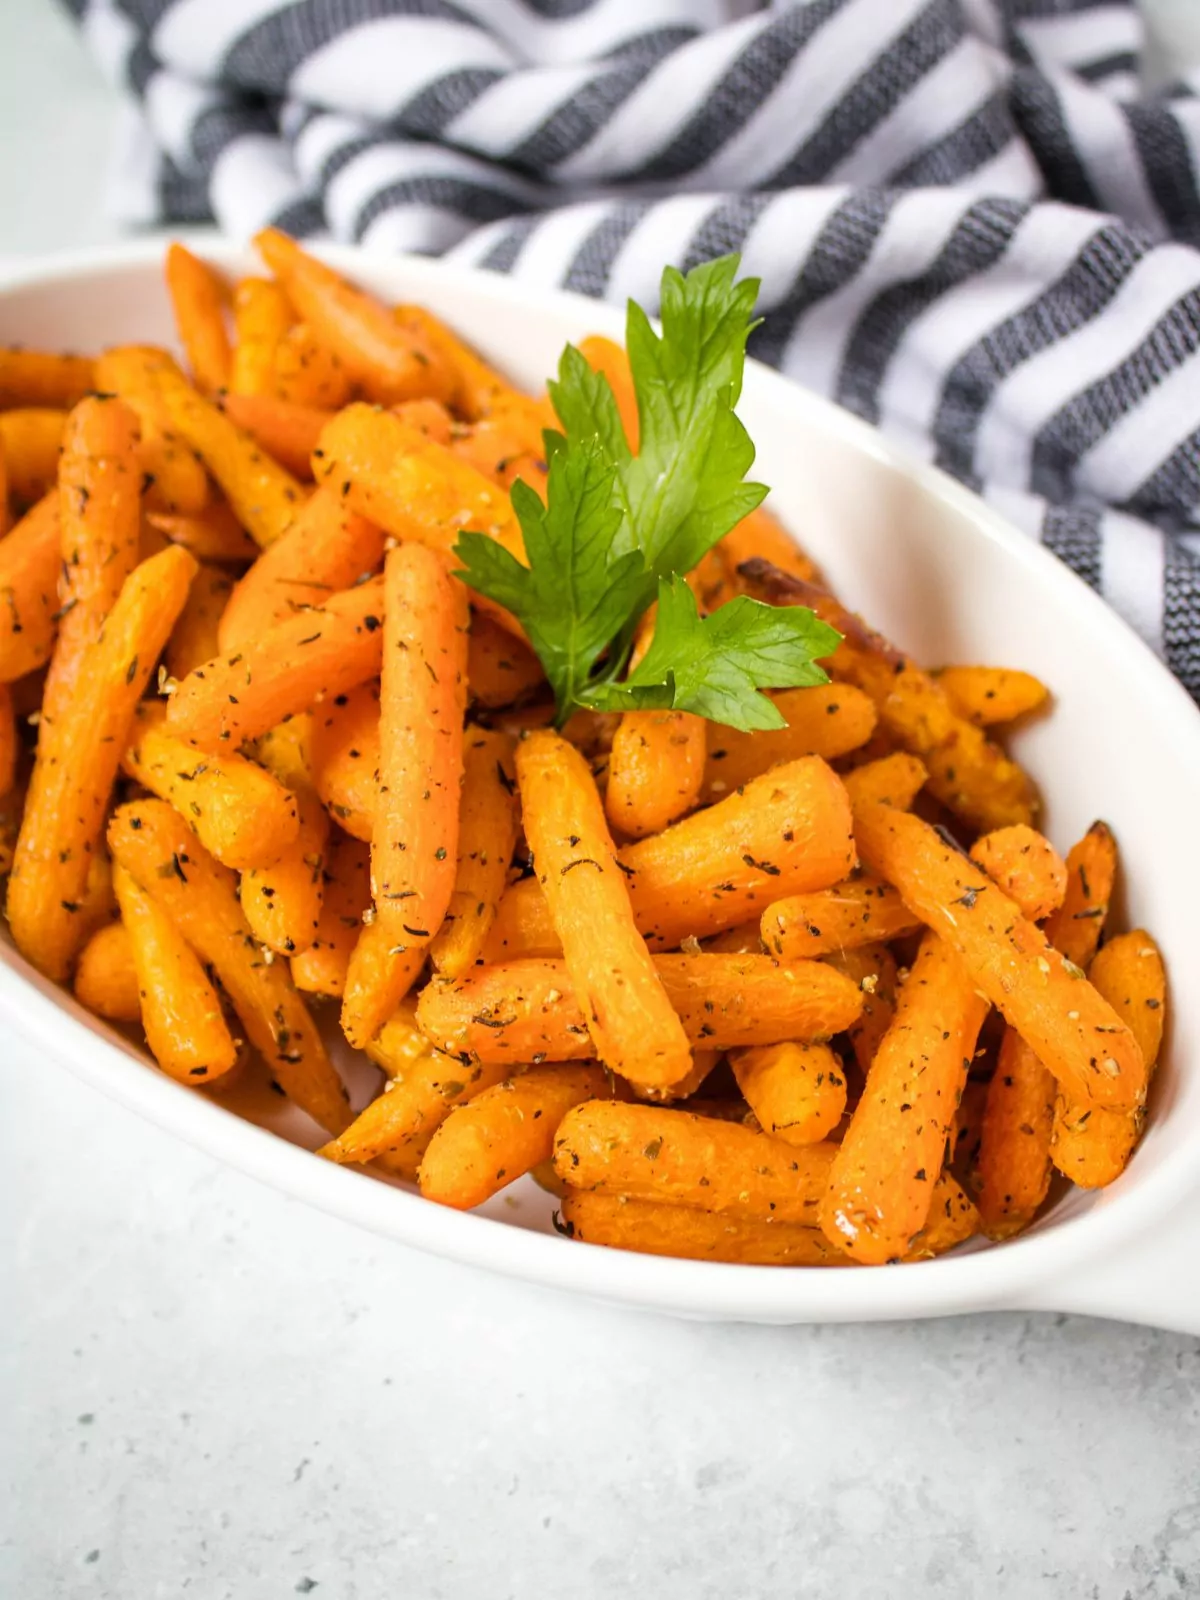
[{"x1": 66, "y1": 0, "x2": 1200, "y2": 699}]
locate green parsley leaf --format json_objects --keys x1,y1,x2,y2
[{"x1": 581, "y1": 577, "x2": 841, "y2": 733}]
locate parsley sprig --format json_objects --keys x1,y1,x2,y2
[{"x1": 454, "y1": 255, "x2": 840, "y2": 732}]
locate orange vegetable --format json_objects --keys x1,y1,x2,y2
[
  {"x1": 449, "y1": 408, "x2": 548, "y2": 496},
  {"x1": 310, "y1": 680, "x2": 378, "y2": 841},
  {"x1": 108, "y1": 799, "x2": 348, "y2": 1130},
  {"x1": 217, "y1": 485, "x2": 385, "y2": 651},
  {"x1": 290, "y1": 830, "x2": 370, "y2": 997},
  {"x1": 165, "y1": 243, "x2": 232, "y2": 395},
  {"x1": 606, "y1": 711, "x2": 707, "y2": 839},
  {"x1": 839, "y1": 752, "x2": 928, "y2": 813},
  {"x1": 719, "y1": 505, "x2": 824, "y2": 587},
  {"x1": 0, "y1": 492, "x2": 62, "y2": 681},
  {"x1": 271, "y1": 322, "x2": 354, "y2": 409},
  {"x1": 340, "y1": 919, "x2": 428, "y2": 1052},
  {"x1": 7, "y1": 544, "x2": 196, "y2": 979},
  {"x1": 255, "y1": 229, "x2": 456, "y2": 406},
  {"x1": 0, "y1": 347, "x2": 95, "y2": 409},
  {"x1": 553, "y1": 1100, "x2": 837, "y2": 1224},
  {"x1": 93, "y1": 345, "x2": 212, "y2": 517},
  {"x1": 701, "y1": 684, "x2": 876, "y2": 802},
  {"x1": 821, "y1": 932, "x2": 990, "y2": 1264},
  {"x1": 0, "y1": 409, "x2": 66, "y2": 506},
  {"x1": 113, "y1": 862, "x2": 239, "y2": 1085},
  {"x1": 823, "y1": 942, "x2": 898, "y2": 1075},
  {"x1": 166, "y1": 574, "x2": 384, "y2": 750},
  {"x1": 558, "y1": 1192, "x2": 845, "y2": 1266},
  {"x1": 903, "y1": 1173, "x2": 980, "y2": 1259},
  {"x1": 144, "y1": 501, "x2": 260, "y2": 564},
  {"x1": 395, "y1": 303, "x2": 520, "y2": 420},
  {"x1": 466, "y1": 610, "x2": 544, "y2": 708},
  {"x1": 229, "y1": 276, "x2": 293, "y2": 397},
  {"x1": 1051, "y1": 931, "x2": 1166, "y2": 1189},
  {"x1": 762, "y1": 873, "x2": 921, "y2": 959},
  {"x1": 516, "y1": 728, "x2": 692, "y2": 1090},
  {"x1": 935, "y1": 665, "x2": 1049, "y2": 726},
  {"x1": 854, "y1": 802, "x2": 1144, "y2": 1112},
  {"x1": 165, "y1": 563, "x2": 234, "y2": 681},
  {"x1": 416, "y1": 952, "x2": 862, "y2": 1063},
  {"x1": 241, "y1": 789, "x2": 328, "y2": 957},
  {"x1": 730, "y1": 1041, "x2": 847, "y2": 1147},
  {"x1": 0, "y1": 432, "x2": 9, "y2": 537},
  {"x1": 970, "y1": 825, "x2": 1067, "y2": 924},
  {"x1": 219, "y1": 392, "x2": 332, "y2": 479},
  {"x1": 74, "y1": 920, "x2": 141, "y2": 1023},
  {"x1": 428, "y1": 726, "x2": 518, "y2": 979},
  {"x1": 0, "y1": 683, "x2": 15, "y2": 799},
  {"x1": 419, "y1": 1062, "x2": 616, "y2": 1210}
]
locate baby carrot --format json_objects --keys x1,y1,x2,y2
[
  {"x1": 0, "y1": 492, "x2": 62, "y2": 681},
  {"x1": 466, "y1": 610, "x2": 544, "y2": 708},
  {"x1": 970, "y1": 825, "x2": 1067, "y2": 924},
  {"x1": 218, "y1": 392, "x2": 333, "y2": 480},
  {"x1": 762, "y1": 874, "x2": 921, "y2": 959},
  {"x1": 93, "y1": 345, "x2": 212, "y2": 517},
  {"x1": 839, "y1": 752, "x2": 928, "y2": 813},
  {"x1": 340, "y1": 920, "x2": 428, "y2": 1051},
  {"x1": 290, "y1": 830, "x2": 370, "y2": 997},
  {"x1": 165, "y1": 243, "x2": 232, "y2": 395},
  {"x1": 108, "y1": 799, "x2": 348, "y2": 1131},
  {"x1": 144, "y1": 501, "x2": 259, "y2": 564},
  {"x1": 165, "y1": 563, "x2": 234, "y2": 681},
  {"x1": 701, "y1": 684, "x2": 876, "y2": 801},
  {"x1": 605, "y1": 711, "x2": 706, "y2": 839},
  {"x1": 730, "y1": 1041, "x2": 847, "y2": 1147},
  {"x1": 428, "y1": 726, "x2": 517, "y2": 979},
  {"x1": 241, "y1": 789, "x2": 329, "y2": 957},
  {"x1": 935, "y1": 666, "x2": 1049, "y2": 727},
  {"x1": 229, "y1": 276, "x2": 293, "y2": 396},
  {"x1": 823, "y1": 942, "x2": 898, "y2": 1075},
  {"x1": 718, "y1": 505, "x2": 825, "y2": 587},
  {"x1": 7, "y1": 544, "x2": 197, "y2": 979},
  {"x1": 393, "y1": 303, "x2": 518, "y2": 420},
  {"x1": 558, "y1": 1192, "x2": 845, "y2": 1266},
  {"x1": 166, "y1": 574, "x2": 385, "y2": 749},
  {"x1": 309, "y1": 681, "x2": 378, "y2": 841},
  {"x1": 74, "y1": 920, "x2": 141, "y2": 1023},
  {"x1": 0, "y1": 409, "x2": 66, "y2": 506},
  {"x1": 271, "y1": 322, "x2": 353, "y2": 409},
  {"x1": 0, "y1": 347, "x2": 95, "y2": 409},
  {"x1": 516, "y1": 728, "x2": 692, "y2": 1090}
]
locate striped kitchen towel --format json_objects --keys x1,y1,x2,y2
[{"x1": 67, "y1": 0, "x2": 1200, "y2": 698}]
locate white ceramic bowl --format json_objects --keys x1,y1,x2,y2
[{"x1": 2, "y1": 241, "x2": 1199, "y2": 1334}]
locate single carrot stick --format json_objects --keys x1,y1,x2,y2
[
  {"x1": 576, "y1": 335, "x2": 638, "y2": 449},
  {"x1": 935, "y1": 665, "x2": 1049, "y2": 727},
  {"x1": 558, "y1": 1191, "x2": 845, "y2": 1265},
  {"x1": 903, "y1": 1173, "x2": 980, "y2": 1259},
  {"x1": 217, "y1": 485, "x2": 385, "y2": 652},
  {"x1": 0, "y1": 347, "x2": 95, "y2": 409},
  {"x1": 144, "y1": 501, "x2": 260, "y2": 564},
  {"x1": 0, "y1": 409, "x2": 66, "y2": 506},
  {"x1": 271, "y1": 322, "x2": 354, "y2": 409},
  {"x1": 166, "y1": 575, "x2": 384, "y2": 749},
  {"x1": 730, "y1": 1041, "x2": 848, "y2": 1147},
  {"x1": 823, "y1": 942, "x2": 898, "y2": 1075},
  {"x1": 74, "y1": 920, "x2": 141, "y2": 1023},
  {"x1": 121, "y1": 701, "x2": 300, "y2": 871},
  {"x1": 839, "y1": 752, "x2": 928, "y2": 813},
  {"x1": 392, "y1": 397, "x2": 455, "y2": 444},
  {"x1": 1051, "y1": 931, "x2": 1166, "y2": 1189},
  {"x1": 112, "y1": 862, "x2": 239, "y2": 1085},
  {"x1": 229, "y1": 276, "x2": 293, "y2": 396},
  {"x1": 165, "y1": 563, "x2": 234, "y2": 681},
  {"x1": 393, "y1": 303, "x2": 519, "y2": 420},
  {"x1": 416, "y1": 952, "x2": 862, "y2": 1063},
  {"x1": 762, "y1": 873, "x2": 921, "y2": 959},
  {"x1": 290, "y1": 830, "x2": 370, "y2": 997},
  {"x1": 255, "y1": 229, "x2": 456, "y2": 405},
  {"x1": 854, "y1": 803, "x2": 1144, "y2": 1111},
  {"x1": 7, "y1": 544, "x2": 197, "y2": 979},
  {"x1": 516, "y1": 728, "x2": 692, "y2": 1090},
  {"x1": 820, "y1": 932, "x2": 991, "y2": 1264},
  {"x1": 340, "y1": 919, "x2": 428, "y2": 1051},
  {"x1": 553, "y1": 1100, "x2": 837, "y2": 1224},
  {"x1": 970, "y1": 825, "x2": 1067, "y2": 924},
  {"x1": 701, "y1": 684, "x2": 876, "y2": 802},
  {"x1": 487, "y1": 755, "x2": 857, "y2": 959},
  {"x1": 165, "y1": 243, "x2": 231, "y2": 395},
  {"x1": 739, "y1": 560, "x2": 1038, "y2": 832},
  {"x1": 43, "y1": 396, "x2": 143, "y2": 725},
  {"x1": 93, "y1": 345, "x2": 212, "y2": 516},
  {"x1": 450, "y1": 408, "x2": 548, "y2": 496},
  {"x1": 605, "y1": 711, "x2": 707, "y2": 839},
  {"x1": 419, "y1": 1063, "x2": 617, "y2": 1210},
  {"x1": 242, "y1": 789, "x2": 329, "y2": 956},
  {"x1": 0, "y1": 492, "x2": 62, "y2": 681},
  {"x1": 157, "y1": 363, "x2": 305, "y2": 547},
  {"x1": 977, "y1": 822, "x2": 1116, "y2": 1237},
  {"x1": 718, "y1": 505, "x2": 824, "y2": 587},
  {"x1": 466, "y1": 610, "x2": 544, "y2": 707},
  {"x1": 428, "y1": 726, "x2": 517, "y2": 979},
  {"x1": 218, "y1": 392, "x2": 332, "y2": 480},
  {"x1": 310, "y1": 680, "x2": 378, "y2": 841},
  {"x1": 108, "y1": 798, "x2": 348, "y2": 1130}
]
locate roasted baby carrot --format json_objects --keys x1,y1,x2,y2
[
  {"x1": 902, "y1": 1172, "x2": 980, "y2": 1259},
  {"x1": 113, "y1": 862, "x2": 239, "y2": 1085},
  {"x1": 935, "y1": 665, "x2": 1049, "y2": 727},
  {"x1": 218, "y1": 392, "x2": 333, "y2": 480},
  {"x1": 290, "y1": 830, "x2": 370, "y2": 997},
  {"x1": 271, "y1": 322, "x2": 354, "y2": 409},
  {"x1": 144, "y1": 501, "x2": 260, "y2": 564},
  {"x1": 395, "y1": 303, "x2": 518, "y2": 420},
  {"x1": 7, "y1": 544, "x2": 196, "y2": 979},
  {"x1": 108, "y1": 799, "x2": 348, "y2": 1130},
  {"x1": 428, "y1": 726, "x2": 517, "y2": 979},
  {"x1": 553, "y1": 1100, "x2": 837, "y2": 1224},
  {"x1": 241, "y1": 790, "x2": 328, "y2": 957},
  {"x1": 166, "y1": 574, "x2": 384, "y2": 749},
  {"x1": 823, "y1": 942, "x2": 898, "y2": 1075},
  {"x1": 730, "y1": 1041, "x2": 847, "y2": 1147},
  {"x1": 701, "y1": 684, "x2": 876, "y2": 802},
  {"x1": 419, "y1": 1063, "x2": 616, "y2": 1210},
  {"x1": 466, "y1": 610, "x2": 544, "y2": 707},
  {"x1": 854, "y1": 803, "x2": 1144, "y2": 1111},
  {"x1": 1050, "y1": 931, "x2": 1166, "y2": 1189},
  {"x1": 0, "y1": 408, "x2": 66, "y2": 506},
  {"x1": 165, "y1": 243, "x2": 232, "y2": 395},
  {"x1": 839, "y1": 752, "x2": 928, "y2": 813},
  {"x1": 719, "y1": 505, "x2": 824, "y2": 587},
  {"x1": 821, "y1": 932, "x2": 990, "y2": 1264},
  {"x1": 416, "y1": 953, "x2": 862, "y2": 1064},
  {"x1": 0, "y1": 492, "x2": 62, "y2": 681},
  {"x1": 516, "y1": 728, "x2": 692, "y2": 1090},
  {"x1": 762, "y1": 873, "x2": 921, "y2": 959},
  {"x1": 93, "y1": 344, "x2": 212, "y2": 517},
  {"x1": 558, "y1": 1191, "x2": 845, "y2": 1266},
  {"x1": 969, "y1": 825, "x2": 1067, "y2": 924},
  {"x1": 229, "y1": 276, "x2": 293, "y2": 396},
  {"x1": 0, "y1": 347, "x2": 94, "y2": 409},
  {"x1": 606, "y1": 711, "x2": 707, "y2": 839},
  {"x1": 340, "y1": 919, "x2": 428, "y2": 1052},
  {"x1": 309, "y1": 680, "x2": 378, "y2": 841},
  {"x1": 255, "y1": 229, "x2": 456, "y2": 406},
  {"x1": 73, "y1": 920, "x2": 141, "y2": 1023},
  {"x1": 121, "y1": 701, "x2": 300, "y2": 872},
  {"x1": 165, "y1": 563, "x2": 234, "y2": 681}
]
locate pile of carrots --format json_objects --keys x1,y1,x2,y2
[{"x1": 0, "y1": 235, "x2": 1166, "y2": 1267}]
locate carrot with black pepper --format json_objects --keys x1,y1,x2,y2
[
  {"x1": 701, "y1": 684, "x2": 876, "y2": 802},
  {"x1": 229, "y1": 276, "x2": 293, "y2": 397},
  {"x1": 93, "y1": 345, "x2": 212, "y2": 517},
  {"x1": 969, "y1": 824, "x2": 1067, "y2": 924},
  {"x1": 309, "y1": 680, "x2": 379, "y2": 841},
  {"x1": 165, "y1": 243, "x2": 232, "y2": 395},
  {"x1": 428, "y1": 726, "x2": 517, "y2": 979},
  {"x1": 0, "y1": 409, "x2": 66, "y2": 506},
  {"x1": 0, "y1": 347, "x2": 95, "y2": 409},
  {"x1": 0, "y1": 492, "x2": 63, "y2": 682},
  {"x1": 219, "y1": 392, "x2": 333, "y2": 479},
  {"x1": 73, "y1": 920, "x2": 141, "y2": 1023},
  {"x1": 558, "y1": 1191, "x2": 845, "y2": 1265},
  {"x1": 290, "y1": 830, "x2": 370, "y2": 997}
]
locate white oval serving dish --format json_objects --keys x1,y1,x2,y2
[{"x1": 2, "y1": 240, "x2": 1198, "y2": 1333}]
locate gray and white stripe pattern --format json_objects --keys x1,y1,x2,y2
[{"x1": 67, "y1": 0, "x2": 1200, "y2": 698}]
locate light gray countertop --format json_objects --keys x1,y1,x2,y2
[{"x1": 2, "y1": 7, "x2": 1199, "y2": 1597}]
